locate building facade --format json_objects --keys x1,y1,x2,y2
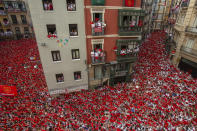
[
  {"x1": 84, "y1": 0, "x2": 145, "y2": 88},
  {"x1": 151, "y1": 0, "x2": 167, "y2": 31},
  {"x1": 1, "y1": 0, "x2": 33, "y2": 40},
  {"x1": 0, "y1": 0, "x2": 12, "y2": 40},
  {"x1": 28, "y1": 0, "x2": 88, "y2": 94},
  {"x1": 172, "y1": 0, "x2": 197, "y2": 78},
  {"x1": 141, "y1": 0, "x2": 153, "y2": 39}
]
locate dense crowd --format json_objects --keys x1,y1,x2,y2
[{"x1": 0, "y1": 31, "x2": 197, "y2": 130}]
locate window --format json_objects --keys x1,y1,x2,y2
[
  {"x1": 193, "y1": 16, "x2": 197, "y2": 27},
  {"x1": 67, "y1": 0, "x2": 76, "y2": 11},
  {"x1": 42, "y1": 0, "x2": 53, "y2": 11},
  {"x1": 24, "y1": 27, "x2": 29, "y2": 34},
  {"x1": 0, "y1": 7, "x2": 5, "y2": 15},
  {"x1": 11, "y1": 15, "x2": 17, "y2": 24},
  {"x1": 46, "y1": 24, "x2": 57, "y2": 38},
  {"x1": 56, "y1": 73, "x2": 64, "y2": 83},
  {"x1": 186, "y1": 39, "x2": 194, "y2": 48},
  {"x1": 74, "y1": 71, "x2": 81, "y2": 80},
  {"x1": 18, "y1": 2, "x2": 26, "y2": 11},
  {"x1": 21, "y1": 15, "x2": 27, "y2": 24},
  {"x1": 3, "y1": 18, "x2": 9, "y2": 25},
  {"x1": 69, "y1": 24, "x2": 78, "y2": 36},
  {"x1": 71, "y1": 49, "x2": 80, "y2": 59},
  {"x1": 15, "y1": 27, "x2": 21, "y2": 34},
  {"x1": 51, "y1": 51, "x2": 61, "y2": 61}
]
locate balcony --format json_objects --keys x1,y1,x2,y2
[
  {"x1": 110, "y1": 70, "x2": 128, "y2": 77},
  {"x1": 119, "y1": 26, "x2": 142, "y2": 36},
  {"x1": 118, "y1": 9, "x2": 145, "y2": 36},
  {"x1": 181, "y1": 0, "x2": 190, "y2": 8},
  {"x1": 91, "y1": 50, "x2": 106, "y2": 65},
  {"x1": 91, "y1": 22, "x2": 106, "y2": 36},
  {"x1": 185, "y1": 26, "x2": 197, "y2": 34},
  {"x1": 0, "y1": 10, "x2": 7, "y2": 15},
  {"x1": 0, "y1": 33, "x2": 34, "y2": 41},
  {"x1": 91, "y1": 0, "x2": 105, "y2": 6},
  {"x1": 181, "y1": 46, "x2": 197, "y2": 57},
  {"x1": 3, "y1": 1, "x2": 26, "y2": 12}
]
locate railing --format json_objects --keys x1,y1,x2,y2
[
  {"x1": 119, "y1": 26, "x2": 142, "y2": 36},
  {"x1": 91, "y1": 51, "x2": 106, "y2": 64},
  {"x1": 116, "y1": 48, "x2": 138, "y2": 62},
  {"x1": 0, "y1": 10, "x2": 7, "y2": 15},
  {"x1": 181, "y1": 46, "x2": 197, "y2": 57},
  {"x1": 92, "y1": 22, "x2": 105, "y2": 36},
  {"x1": 185, "y1": 26, "x2": 197, "y2": 34},
  {"x1": 0, "y1": 33, "x2": 34, "y2": 41},
  {"x1": 110, "y1": 70, "x2": 128, "y2": 77}
]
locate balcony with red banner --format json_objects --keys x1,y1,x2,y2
[{"x1": 91, "y1": 20, "x2": 106, "y2": 36}]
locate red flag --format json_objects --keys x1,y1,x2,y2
[
  {"x1": 125, "y1": 0, "x2": 135, "y2": 7},
  {"x1": 0, "y1": 85, "x2": 17, "y2": 96}
]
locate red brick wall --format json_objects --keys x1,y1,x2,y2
[
  {"x1": 84, "y1": 0, "x2": 142, "y2": 64},
  {"x1": 84, "y1": 0, "x2": 141, "y2": 7}
]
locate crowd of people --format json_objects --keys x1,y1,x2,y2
[{"x1": 0, "y1": 31, "x2": 197, "y2": 130}]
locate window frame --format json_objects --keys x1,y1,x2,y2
[
  {"x1": 11, "y1": 15, "x2": 18, "y2": 24},
  {"x1": 74, "y1": 71, "x2": 81, "y2": 80},
  {"x1": 42, "y1": 0, "x2": 54, "y2": 11},
  {"x1": 51, "y1": 50, "x2": 61, "y2": 62},
  {"x1": 56, "y1": 73, "x2": 64, "y2": 83},
  {"x1": 71, "y1": 49, "x2": 80, "y2": 60},
  {"x1": 21, "y1": 15, "x2": 27, "y2": 24},
  {"x1": 69, "y1": 24, "x2": 78, "y2": 36},
  {"x1": 66, "y1": 0, "x2": 76, "y2": 11}
]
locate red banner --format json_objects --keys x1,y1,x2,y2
[
  {"x1": 0, "y1": 85, "x2": 17, "y2": 96},
  {"x1": 125, "y1": 0, "x2": 135, "y2": 7},
  {"x1": 94, "y1": 27, "x2": 102, "y2": 32}
]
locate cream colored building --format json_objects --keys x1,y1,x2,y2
[
  {"x1": 172, "y1": 0, "x2": 197, "y2": 78},
  {"x1": 27, "y1": 0, "x2": 88, "y2": 94}
]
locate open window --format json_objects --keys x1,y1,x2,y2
[
  {"x1": 74, "y1": 71, "x2": 81, "y2": 80},
  {"x1": 69, "y1": 24, "x2": 78, "y2": 36},
  {"x1": 67, "y1": 0, "x2": 76, "y2": 11},
  {"x1": 56, "y1": 73, "x2": 64, "y2": 83},
  {"x1": 42, "y1": 0, "x2": 53, "y2": 11},
  {"x1": 46, "y1": 24, "x2": 57, "y2": 38},
  {"x1": 3, "y1": 18, "x2": 9, "y2": 25}
]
